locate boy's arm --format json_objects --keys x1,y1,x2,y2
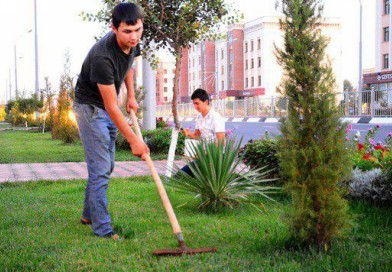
[
  {"x1": 98, "y1": 83, "x2": 149, "y2": 159},
  {"x1": 124, "y1": 68, "x2": 138, "y2": 114},
  {"x1": 214, "y1": 113, "x2": 226, "y2": 144}
]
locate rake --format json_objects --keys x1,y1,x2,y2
[{"x1": 130, "y1": 109, "x2": 217, "y2": 256}]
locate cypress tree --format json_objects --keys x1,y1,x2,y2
[{"x1": 275, "y1": 0, "x2": 351, "y2": 247}]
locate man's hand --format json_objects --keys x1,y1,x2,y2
[
  {"x1": 126, "y1": 97, "x2": 139, "y2": 114},
  {"x1": 130, "y1": 139, "x2": 150, "y2": 160},
  {"x1": 182, "y1": 128, "x2": 191, "y2": 137}
]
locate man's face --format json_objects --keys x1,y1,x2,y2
[
  {"x1": 112, "y1": 19, "x2": 143, "y2": 50},
  {"x1": 192, "y1": 98, "x2": 209, "y2": 113}
]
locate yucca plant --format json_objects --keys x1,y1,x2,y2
[{"x1": 166, "y1": 137, "x2": 280, "y2": 211}]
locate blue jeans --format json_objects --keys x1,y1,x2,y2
[
  {"x1": 73, "y1": 102, "x2": 117, "y2": 237},
  {"x1": 179, "y1": 160, "x2": 198, "y2": 178}
]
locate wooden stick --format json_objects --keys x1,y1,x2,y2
[{"x1": 130, "y1": 110, "x2": 182, "y2": 236}]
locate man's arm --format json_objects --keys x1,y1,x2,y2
[
  {"x1": 98, "y1": 83, "x2": 149, "y2": 159},
  {"x1": 182, "y1": 128, "x2": 201, "y2": 140},
  {"x1": 215, "y1": 132, "x2": 225, "y2": 144},
  {"x1": 124, "y1": 68, "x2": 139, "y2": 114}
]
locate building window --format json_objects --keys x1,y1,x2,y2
[
  {"x1": 245, "y1": 60, "x2": 248, "y2": 70},
  {"x1": 251, "y1": 77, "x2": 254, "y2": 87},
  {"x1": 251, "y1": 59, "x2": 254, "y2": 69},
  {"x1": 164, "y1": 78, "x2": 168, "y2": 83},
  {"x1": 258, "y1": 57, "x2": 261, "y2": 67},
  {"x1": 257, "y1": 38, "x2": 261, "y2": 50},
  {"x1": 164, "y1": 69, "x2": 167, "y2": 74},
  {"x1": 386, "y1": 0, "x2": 390, "y2": 15},
  {"x1": 164, "y1": 87, "x2": 167, "y2": 92},
  {"x1": 384, "y1": 27, "x2": 390, "y2": 42},
  {"x1": 245, "y1": 42, "x2": 248, "y2": 53},
  {"x1": 258, "y1": 76, "x2": 261, "y2": 86},
  {"x1": 251, "y1": 40, "x2": 254, "y2": 51},
  {"x1": 245, "y1": 78, "x2": 248, "y2": 88},
  {"x1": 164, "y1": 97, "x2": 168, "y2": 102},
  {"x1": 221, "y1": 49, "x2": 224, "y2": 59},
  {"x1": 384, "y1": 54, "x2": 389, "y2": 69},
  {"x1": 221, "y1": 80, "x2": 224, "y2": 89},
  {"x1": 221, "y1": 65, "x2": 224, "y2": 75}
]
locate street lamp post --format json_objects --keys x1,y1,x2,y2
[
  {"x1": 9, "y1": 68, "x2": 12, "y2": 101},
  {"x1": 358, "y1": 0, "x2": 363, "y2": 115},
  {"x1": 14, "y1": 44, "x2": 18, "y2": 99},
  {"x1": 14, "y1": 30, "x2": 32, "y2": 99},
  {"x1": 34, "y1": 0, "x2": 40, "y2": 95}
]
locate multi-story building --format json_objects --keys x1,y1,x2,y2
[
  {"x1": 179, "y1": 48, "x2": 189, "y2": 103},
  {"x1": 364, "y1": 0, "x2": 392, "y2": 90},
  {"x1": 180, "y1": 41, "x2": 216, "y2": 102},
  {"x1": 180, "y1": 16, "x2": 343, "y2": 102},
  {"x1": 155, "y1": 59, "x2": 176, "y2": 105}
]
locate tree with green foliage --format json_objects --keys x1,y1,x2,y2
[
  {"x1": 6, "y1": 96, "x2": 43, "y2": 127},
  {"x1": 51, "y1": 52, "x2": 79, "y2": 143},
  {"x1": 82, "y1": 0, "x2": 237, "y2": 126},
  {"x1": 343, "y1": 79, "x2": 353, "y2": 92},
  {"x1": 275, "y1": 0, "x2": 352, "y2": 247}
]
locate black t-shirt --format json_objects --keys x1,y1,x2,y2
[{"x1": 74, "y1": 32, "x2": 141, "y2": 109}]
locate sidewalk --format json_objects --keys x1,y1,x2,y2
[{"x1": 0, "y1": 160, "x2": 186, "y2": 183}]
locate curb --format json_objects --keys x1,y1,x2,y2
[{"x1": 166, "y1": 117, "x2": 392, "y2": 124}]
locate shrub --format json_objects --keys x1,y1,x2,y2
[
  {"x1": 5, "y1": 98, "x2": 43, "y2": 127},
  {"x1": 116, "y1": 128, "x2": 185, "y2": 155},
  {"x1": 239, "y1": 131, "x2": 280, "y2": 182},
  {"x1": 166, "y1": 137, "x2": 280, "y2": 211},
  {"x1": 156, "y1": 117, "x2": 169, "y2": 129},
  {"x1": 349, "y1": 168, "x2": 392, "y2": 205},
  {"x1": 51, "y1": 51, "x2": 79, "y2": 144}
]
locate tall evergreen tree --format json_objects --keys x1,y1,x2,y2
[{"x1": 275, "y1": 0, "x2": 352, "y2": 247}]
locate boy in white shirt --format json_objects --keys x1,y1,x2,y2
[{"x1": 180, "y1": 88, "x2": 225, "y2": 176}]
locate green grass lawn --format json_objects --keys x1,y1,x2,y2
[
  {"x1": 0, "y1": 130, "x2": 173, "y2": 163},
  {"x1": 0, "y1": 177, "x2": 391, "y2": 271}
]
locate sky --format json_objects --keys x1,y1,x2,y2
[{"x1": 0, "y1": 0, "x2": 375, "y2": 103}]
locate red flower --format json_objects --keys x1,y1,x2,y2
[
  {"x1": 374, "y1": 145, "x2": 386, "y2": 152},
  {"x1": 357, "y1": 143, "x2": 365, "y2": 150},
  {"x1": 362, "y1": 153, "x2": 372, "y2": 160}
]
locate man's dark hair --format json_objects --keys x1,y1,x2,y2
[
  {"x1": 112, "y1": 3, "x2": 143, "y2": 29},
  {"x1": 191, "y1": 88, "x2": 209, "y2": 103}
]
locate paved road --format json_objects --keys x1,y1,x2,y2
[{"x1": 181, "y1": 121, "x2": 392, "y2": 144}]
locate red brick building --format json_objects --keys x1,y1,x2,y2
[
  {"x1": 155, "y1": 60, "x2": 175, "y2": 105},
  {"x1": 179, "y1": 47, "x2": 189, "y2": 103}
]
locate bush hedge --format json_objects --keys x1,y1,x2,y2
[
  {"x1": 239, "y1": 132, "x2": 280, "y2": 182},
  {"x1": 116, "y1": 128, "x2": 185, "y2": 155}
]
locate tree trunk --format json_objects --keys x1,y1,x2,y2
[
  {"x1": 42, "y1": 117, "x2": 46, "y2": 134},
  {"x1": 165, "y1": 128, "x2": 179, "y2": 177},
  {"x1": 172, "y1": 48, "x2": 182, "y2": 130},
  {"x1": 166, "y1": 47, "x2": 183, "y2": 177}
]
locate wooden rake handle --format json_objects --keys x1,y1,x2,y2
[{"x1": 129, "y1": 110, "x2": 183, "y2": 236}]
